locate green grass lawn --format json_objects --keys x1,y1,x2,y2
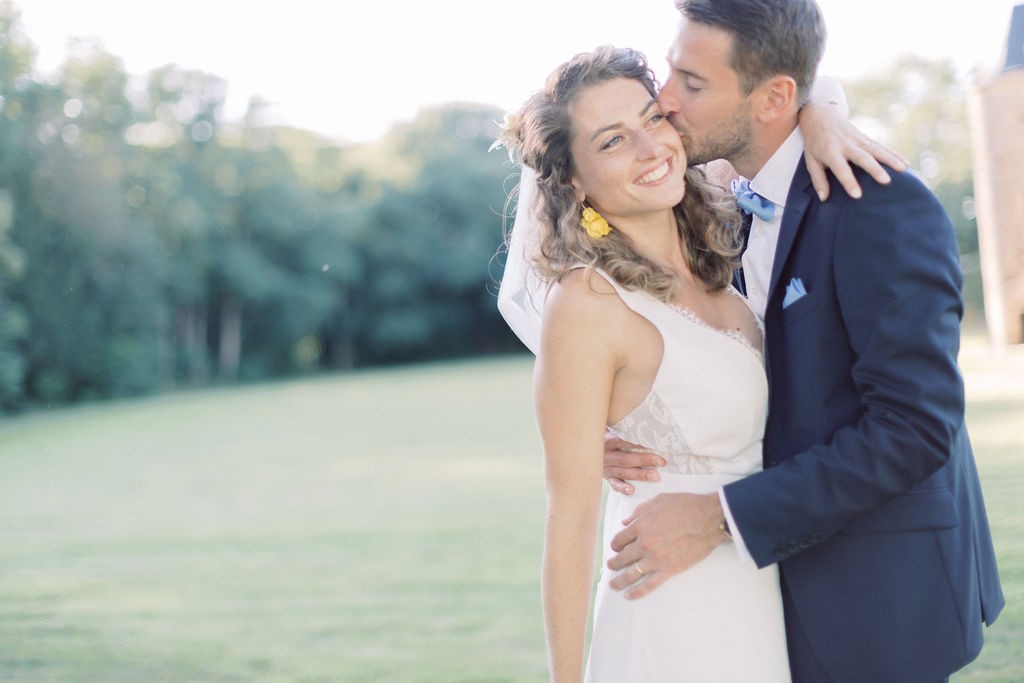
[{"x1": 0, "y1": 339, "x2": 1021, "y2": 682}]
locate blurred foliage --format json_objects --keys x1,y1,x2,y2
[
  {"x1": 0, "y1": 1, "x2": 989, "y2": 413},
  {"x1": 0, "y1": 1, "x2": 516, "y2": 412}
]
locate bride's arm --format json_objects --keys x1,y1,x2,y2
[
  {"x1": 535, "y1": 276, "x2": 616, "y2": 683},
  {"x1": 800, "y1": 76, "x2": 910, "y2": 201}
]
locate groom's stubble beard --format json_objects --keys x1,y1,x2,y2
[{"x1": 673, "y1": 100, "x2": 755, "y2": 169}]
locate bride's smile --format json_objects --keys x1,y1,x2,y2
[{"x1": 636, "y1": 159, "x2": 673, "y2": 185}]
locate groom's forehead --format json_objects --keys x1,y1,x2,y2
[{"x1": 668, "y1": 20, "x2": 735, "y2": 72}]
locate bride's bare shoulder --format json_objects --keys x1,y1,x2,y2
[
  {"x1": 548, "y1": 268, "x2": 618, "y2": 305},
  {"x1": 544, "y1": 269, "x2": 626, "y2": 329}
]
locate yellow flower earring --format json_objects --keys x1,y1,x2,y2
[{"x1": 581, "y1": 205, "x2": 612, "y2": 238}]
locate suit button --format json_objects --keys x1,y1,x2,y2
[
  {"x1": 773, "y1": 546, "x2": 787, "y2": 559},
  {"x1": 811, "y1": 531, "x2": 824, "y2": 543},
  {"x1": 766, "y1": 459, "x2": 777, "y2": 467}
]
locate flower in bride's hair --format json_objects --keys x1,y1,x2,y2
[
  {"x1": 491, "y1": 112, "x2": 520, "y2": 155},
  {"x1": 581, "y1": 207, "x2": 612, "y2": 238}
]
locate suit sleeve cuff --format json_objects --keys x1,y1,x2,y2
[{"x1": 719, "y1": 487, "x2": 753, "y2": 563}]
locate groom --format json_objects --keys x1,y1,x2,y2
[{"x1": 603, "y1": 0, "x2": 1004, "y2": 680}]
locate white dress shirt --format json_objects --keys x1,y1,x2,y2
[
  {"x1": 720, "y1": 127, "x2": 806, "y2": 562},
  {"x1": 740, "y1": 127, "x2": 806, "y2": 318}
]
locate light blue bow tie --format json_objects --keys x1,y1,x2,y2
[{"x1": 731, "y1": 178, "x2": 776, "y2": 222}]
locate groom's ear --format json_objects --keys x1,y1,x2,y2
[{"x1": 753, "y1": 75, "x2": 799, "y2": 123}]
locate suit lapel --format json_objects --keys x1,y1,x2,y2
[
  {"x1": 733, "y1": 212, "x2": 753, "y2": 295},
  {"x1": 766, "y1": 162, "x2": 815, "y2": 308}
]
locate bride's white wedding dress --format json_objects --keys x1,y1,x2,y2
[{"x1": 584, "y1": 270, "x2": 790, "y2": 682}]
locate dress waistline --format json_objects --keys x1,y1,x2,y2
[{"x1": 612, "y1": 470, "x2": 754, "y2": 505}]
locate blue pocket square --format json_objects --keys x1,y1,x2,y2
[{"x1": 782, "y1": 277, "x2": 807, "y2": 309}]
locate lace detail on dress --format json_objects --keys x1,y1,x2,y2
[
  {"x1": 610, "y1": 391, "x2": 713, "y2": 475},
  {"x1": 666, "y1": 287, "x2": 764, "y2": 366}
]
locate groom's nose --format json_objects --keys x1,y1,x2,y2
[
  {"x1": 657, "y1": 85, "x2": 686, "y2": 137},
  {"x1": 657, "y1": 79, "x2": 682, "y2": 119}
]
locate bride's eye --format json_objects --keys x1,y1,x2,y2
[{"x1": 599, "y1": 135, "x2": 623, "y2": 151}]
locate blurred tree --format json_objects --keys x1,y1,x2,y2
[
  {"x1": 348, "y1": 104, "x2": 511, "y2": 364},
  {"x1": 13, "y1": 42, "x2": 166, "y2": 403},
  {"x1": 0, "y1": 0, "x2": 517, "y2": 412},
  {"x1": 130, "y1": 64, "x2": 229, "y2": 384},
  {"x1": 0, "y1": 0, "x2": 32, "y2": 407},
  {"x1": 293, "y1": 157, "x2": 375, "y2": 368},
  {"x1": 216, "y1": 128, "x2": 335, "y2": 379}
]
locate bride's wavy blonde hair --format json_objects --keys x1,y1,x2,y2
[{"x1": 497, "y1": 46, "x2": 742, "y2": 299}]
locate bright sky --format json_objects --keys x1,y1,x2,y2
[{"x1": 18, "y1": 0, "x2": 1024, "y2": 144}]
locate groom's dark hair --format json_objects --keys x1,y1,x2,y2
[{"x1": 675, "y1": 0, "x2": 826, "y2": 105}]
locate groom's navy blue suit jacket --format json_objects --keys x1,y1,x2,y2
[{"x1": 724, "y1": 161, "x2": 1004, "y2": 682}]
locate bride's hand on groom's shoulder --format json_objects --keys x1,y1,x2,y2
[{"x1": 603, "y1": 435, "x2": 665, "y2": 495}]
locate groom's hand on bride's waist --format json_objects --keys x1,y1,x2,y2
[
  {"x1": 603, "y1": 435, "x2": 666, "y2": 495},
  {"x1": 605, "y1": 492, "x2": 729, "y2": 600}
]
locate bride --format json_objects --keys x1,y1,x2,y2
[{"x1": 495, "y1": 46, "x2": 901, "y2": 682}]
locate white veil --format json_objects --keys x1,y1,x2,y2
[{"x1": 496, "y1": 165, "x2": 547, "y2": 355}]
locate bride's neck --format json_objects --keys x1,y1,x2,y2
[{"x1": 616, "y1": 209, "x2": 688, "y2": 272}]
